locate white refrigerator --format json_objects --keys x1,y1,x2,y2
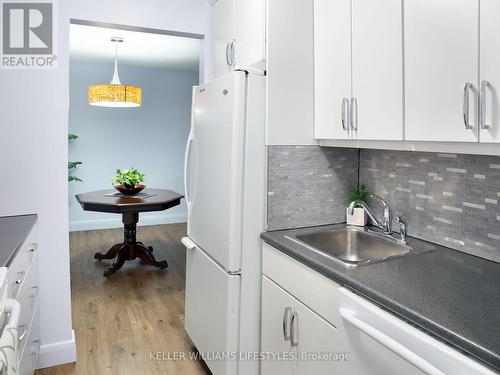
[{"x1": 181, "y1": 69, "x2": 266, "y2": 375}]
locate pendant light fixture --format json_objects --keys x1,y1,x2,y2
[{"x1": 88, "y1": 37, "x2": 142, "y2": 107}]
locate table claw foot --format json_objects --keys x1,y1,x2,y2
[
  {"x1": 95, "y1": 243, "x2": 123, "y2": 262},
  {"x1": 103, "y1": 246, "x2": 128, "y2": 278},
  {"x1": 136, "y1": 244, "x2": 168, "y2": 269}
]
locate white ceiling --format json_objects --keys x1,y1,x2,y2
[{"x1": 70, "y1": 24, "x2": 201, "y2": 71}]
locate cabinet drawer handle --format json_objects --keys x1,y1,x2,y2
[
  {"x1": 341, "y1": 98, "x2": 349, "y2": 131},
  {"x1": 30, "y1": 286, "x2": 39, "y2": 299},
  {"x1": 28, "y1": 243, "x2": 38, "y2": 254},
  {"x1": 463, "y1": 82, "x2": 473, "y2": 130},
  {"x1": 18, "y1": 325, "x2": 27, "y2": 342},
  {"x1": 350, "y1": 97, "x2": 358, "y2": 131},
  {"x1": 228, "y1": 38, "x2": 236, "y2": 66},
  {"x1": 15, "y1": 271, "x2": 26, "y2": 285},
  {"x1": 282, "y1": 307, "x2": 291, "y2": 341},
  {"x1": 290, "y1": 312, "x2": 298, "y2": 347},
  {"x1": 480, "y1": 80, "x2": 492, "y2": 130},
  {"x1": 225, "y1": 41, "x2": 231, "y2": 65},
  {"x1": 32, "y1": 340, "x2": 41, "y2": 364}
]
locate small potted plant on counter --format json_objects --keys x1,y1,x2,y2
[
  {"x1": 346, "y1": 184, "x2": 369, "y2": 226},
  {"x1": 113, "y1": 167, "x2": 145, "y2": 195}
]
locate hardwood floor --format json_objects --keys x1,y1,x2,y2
[{"x1": 36, "y1": 224, "x2": 212, "y2": 375}]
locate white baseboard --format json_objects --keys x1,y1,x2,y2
[
  {"x1": 37, "y1": 330, "x2": 77, "y2": 369},
  {"x1": 69, "y1": 213, "x2": 187, "y2": 232}
]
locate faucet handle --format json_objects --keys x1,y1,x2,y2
[{"x1": 395, "y1": 216, "x2": 407, "y2": 243}]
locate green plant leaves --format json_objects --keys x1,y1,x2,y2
[
  {"x1": 113, "y1": 167, "x2": 145, "y2": 187},
  {"x1": 68, "y1": 161, "x2": 82, "y2": 170},
  {"x1": 346, "y1": 184, "x2": 369, "y2": 205},
  {"x1": 68, "y1": 133, "x2": 82, "y2": 182}
]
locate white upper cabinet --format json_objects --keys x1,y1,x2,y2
[
  {"x1": 351, "y1": 0, "x2": 403, "y2": 140},
  {"x1": 234, "y1": 0, "x2": 266, "y2": 70},
  {"x1": 267, "y1": 0, "x2": 317, "y2": 145},
  {"x1": 479, "y1": 0, "x2": 500, "y2": 143},
  {"x1": 212, "y1": 0, "x2": 235, "y2": 78},
  {"x1": 314, "y1": 0, "x2": 403, "y2": 141},
  {"x1": 212, "y1": 0, "x2": 266, "y2": 78},
  {"x1": 314, "y1": 0, "x2": 351, "y2": 140},
  {"x1": 404, "y1": 0, "x2": 479, "y2": 142}
]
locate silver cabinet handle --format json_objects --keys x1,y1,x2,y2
[
  {"x1": 282, "y1": 307, "x2": 291, "y2": 341},
  {"x1": 480, "y1": 80, "x2": 492, "y2": 130},
  {"x1": 32, "y1": 340, "x2": 41, "y2": 365},
  {"x1": 290, "y1": 312, "x2": 298, "y2": 347},
  {"x1": 229, "y1": 39, "x2": 236, "y2": 66},
  {"x1": 30, "y1": 286, "x2": 39, "y2": 299},
  {"x1": 15, "y1": 271, "x2": 25, "y2": 285},
  {"x1": 341, "y1": 98, "x2": 349, "y2": 131},
  {"x1": 18, "y1": 325, "x2": 27, "y2": 342},
  {"x1": 350, "y1": 97, "x2": 358, "y2": 131},
  {"x1": 463, "y1": 82, "x2": 473, "y2": 130},
  {"x1": 225, "y1": 41, "x2": 231, "y2": 65}
]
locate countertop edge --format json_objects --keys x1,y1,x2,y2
[{"x1": 2, "y1": 214, "x2": 37, "y2": 267}]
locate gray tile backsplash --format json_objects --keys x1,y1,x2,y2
[
  {"x1": 360, "y1": 149, "x2": 500, "y2": 263},
  {"x1": 267, "y1": 146, "x2": 500, "y2": 263},
  {"x1": 267, "y1": 146, "x2": 358, "y2": 231}
]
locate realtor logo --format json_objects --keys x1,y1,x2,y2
[{"x1": 1, "y1": 1, "x2": 57, "y2": 68}]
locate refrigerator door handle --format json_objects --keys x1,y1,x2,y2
[
  {"x1": 182, "y1": 237, "x2": 197, "y2": 250},
  {"x1": 184, "y1": 135, "x2": 194, "y2": 204}
]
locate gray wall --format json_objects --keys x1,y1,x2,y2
[
  {"x1": 267, "y1": 146, "x2": 358, "y2": 230},
  {"x1": 268, "y1": 146, "x2": 500, "y2": 263},
  {"x1": 69, "y1": 59, "x2": 198, "y2": 231},
  {"x1": 360, "y1": 149, "x2": 500, "y2": 263}
]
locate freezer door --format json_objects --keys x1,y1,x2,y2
[
  {"x1": 185, "y1": 71, "x2": 247, "y2": 272},
  {"x1": 185, "y1": 241, "x2": 241, "y2": 375}
]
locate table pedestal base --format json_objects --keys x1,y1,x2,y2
[{"x1": 94, "y1": 212, "x2": 168, "y2": 277}]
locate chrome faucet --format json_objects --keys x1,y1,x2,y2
[
  {"x1": 396, "y1": 216, "x2": 407, "y2": 244},
  {"x1": 348, "y1": 194, "x2": 392, "y2": 234}
]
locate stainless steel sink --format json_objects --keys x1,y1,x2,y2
[{"x1": 288, "y1": 226, "x2": 413, "y2": 267}]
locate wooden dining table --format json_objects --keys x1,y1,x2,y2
[{"x1": 76, "y1": 188, "x2": 184, "y2": 277}]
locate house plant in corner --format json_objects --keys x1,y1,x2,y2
[
  {"x1": 346, "y1": 184, "x2": 369, "y2": 226},
  {"x1": 113, "y1": 167, "x2": 145, "y2": 195}
]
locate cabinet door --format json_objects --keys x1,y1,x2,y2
[
  {"x1": 294, "y1": 299, "x2": 350, "y2": 375},
  {"x1": 405, "y1": 0, "x2": 479, "y2": 142},
  {"x1": 313, "y1": 0, "x2": 351, "y2": 139},
  {"x1": 261, "y1": 276, "x2": 294, "y2": 375},
  {"x1": 479, "y1": 0, "x2": 500, "y2": 143},
  {"x1": 351, "y1": 0, "x2": 403, "y2": 140},
  {"x1": 213, "y1": 0, "x2": 235, "y2": 78},
  {"x1": 267, "y1": 0, "x2": 316, "y2": 145},
  {"x1": 234, "y1": 0, "x2": 266, "y2": 69}
]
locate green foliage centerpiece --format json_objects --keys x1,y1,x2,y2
[{"x1": 113, "y1": 167, "x2": 145, "y2": 195}]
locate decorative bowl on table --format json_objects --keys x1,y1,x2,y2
[{"x1": 115, "y1": 184, "x2": 145, "y2": 195}]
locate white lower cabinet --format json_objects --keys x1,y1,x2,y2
[
  {"x1": 262, "y1": 243, "x2": 496, "y2": 375},
  {"x1": 294, "y1": 299, "x2": 349, "y2": 375},
  {"x1": 261, "y1": 276, "x2": 342, "y2": 375},
  {"x1": 261, "y1": 276, "x2": 294, "y2": 375},
  {"x1": 6, "y1": 218, "x2": 39, "y2": 375}
]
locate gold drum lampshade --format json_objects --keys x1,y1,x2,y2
[
  {"x1": 88, "y1": 84, "x2": 142, "y2": 107},
  {"x1": 88, "y1": 37, "x2": 142, "y2": 108}
]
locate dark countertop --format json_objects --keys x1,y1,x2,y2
[
  {"x1": 261, "y1": 224, "x2": 500, "y2": 372},
  {"x1": 0, "y1": 214, "x2": 37, "y2": 267}
]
